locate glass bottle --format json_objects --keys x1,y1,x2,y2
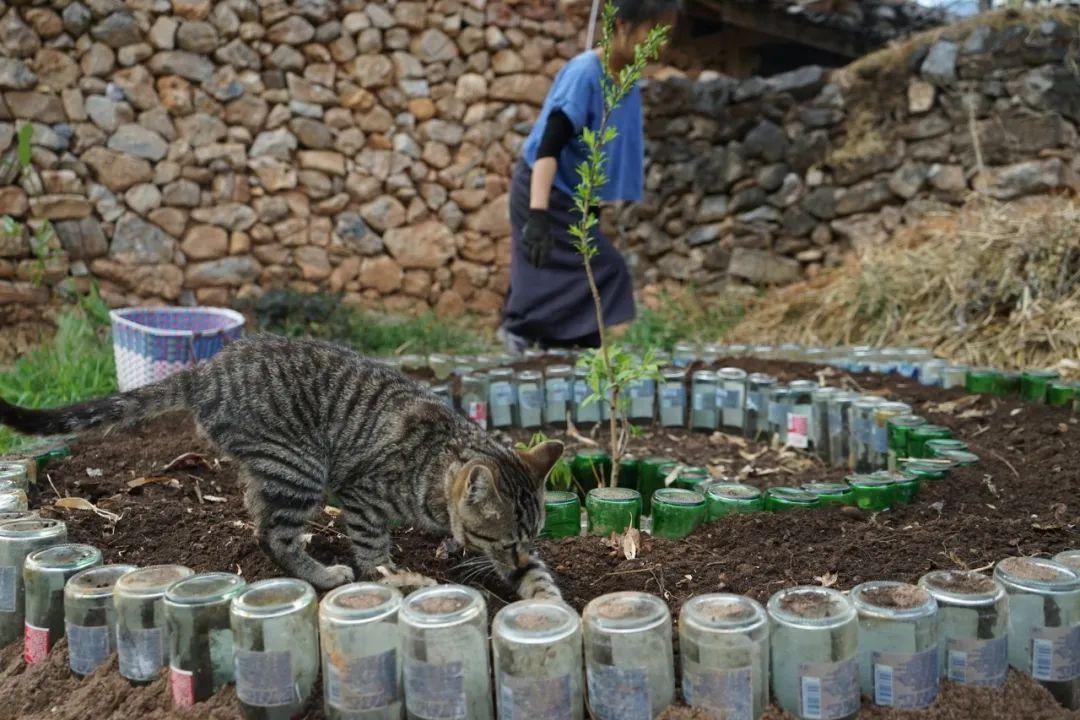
[
  {"x1": 493, "y1": 599, "x2": 584, "y2": 720},
  {"x1": 542, "y1": 491, "x2": 581, "y2": 539},
  {"x1": 810, "y1": 388, "x2": 836, "y2": 460},
  {"x1": 586, "y1": 488, "x2": 642, "y2": 537},
  {"x1": 319, "y1": 583, "x2": 403, "y2": 720},
  {"x1": 744, "y1": 374, "x2": 776, "y2": 441},
  {"x1": 0, "y1": 461, "x2": 29, "y2": 493},
  {"x1": 626, "y1": 371, "x2": 656, "y2": 423},
  {"x1": 515, "y1": 370, "x2": 544, "y2": 429},
  {"x1": 65, "y1": 564, "x2": 137, "y2": 677},
  {"x1": 965, "y1": 368, "x2": 1000, "y2": 394},
  {"x1": 460, "y1": 372, "x2": 489, "y2": 429},
  {"x1": 673, "y1": 466, "x2": 713, "y2": 494},
  {"x1": 570, "y1": 450, "x2": 611, "y2": 496},
  {"x1": 765, "y1": 386, "x2": 791, "y2": 444},
  {"x1": 918, "y1": 570, "x2": 1008, "y2": 687},
  {"x1": 871, "y1": 402, "x2": 911, "y2": 471},
  {"x1": 1055, "y1": 551, "x2": 1080, "y2": 574},
  {"x1": 706, "y1": 484, "x2": 764, "y2": 520},
  {"x1": 638, "y1": 456, "x2": 676, "y2": 516},
  {"x1": 659, "y1": 368, "x2": 687, "y2": 428},
  {"x1": 400, "y1": 584, "x2": 493, "y2": 720},
  {"x1": 995, "y1": 370, "x2": 1021, "y2": 397},
  {"x1": 1047, "y1": 382, "x2": 1076, "y2": 408},
  {"x1": 114, "y1": 564, "x2": 195, "y2": 684},
  {"x1": 428, "y1": 354, "x2": 454, "y2": 381},
  {"x1": 851, "y1": 396, "x2": 885, "y2": 472},
  {"x1": 701, "y1": 343, "x2": 724, "y2": 365},
  {"x1": 919, "y1": 359, "x2": 947, "y2": 387},
  {"x1": 672, "y1": 342, "x2": 697, "y2": 369},
  {"x1": 847, "y1": 475, "x2": 895, "y2": 512},
  {"x1": 908, "y1": 425, "x2": 953, "y2": 459},
  {"x1": 764, "y1": 487, "x2": 821, "y2": 513},
  {"x1": 0, "y1": 518, "x2": 67, "y2": 646},
  {"x1": 717, "y1": 368, "x2": 747, "y2": 433},
  {"x1": 801, "y1": 483, "x2": 854, "y2": 506},
  {"x1": 487, "y1": 368, "x2": 516, "y2": 428},
  {"x1": 544, "y1": 365, "x2": 572, "y2": 427},
  {"x1": 827, "y1": 392, "x2": 858, "y2": 469},
  {"x1": 231, "y1": 578, "x2": 320, "y2": 720},
  {"x1": 583, "y1": 591, "x2": 675, "y2": 720},
  {"x1": 650, "y1": 489, "x2": 707, "y2": 539},
  {"x1": 0, "y1": 489, "x2": 27, "y2": 513},
  {"x1": 786, "y1": 381, "x2": 817, "y2": 450},
  {"x1": 941, "y1": 364, "x2": 970, "y2": 390},
  {"x1": 22, "y1": 543, "x2": 101, "y2": 664},
  {"x1": 430, "y1": 384, "x2": 452, "y2": 407},
  {"x1": 886, "y1": 415, "x2": 927, "y2": 469},
  {"x1": 1020, "y1": 370, "x2": 1059, "y2": 403},
  {"x1": 573, "y1": 366, "x2": 600, "y2": 427},
  {"x1": 691, "y1": 371, "x2": 719, "y2": 432}
]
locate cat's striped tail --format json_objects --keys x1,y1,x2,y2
[{"x1": 0, "y1": 371, "x2": 193, "y2": 437}]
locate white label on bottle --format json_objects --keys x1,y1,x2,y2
[
  {"x1": 0, "y1": 565, "x2": 15, "y2": 613},
  {"x1": 546, "y1": 379, "x2": 569, "y2": 403},
  {"x1": 1031, "y1": 626, "x2": 1080, "y2": 681},
  {"x1": 871, "y1": 648, "x2": 939, "y2": 709},
  {"x1": 630, "y1": 379, "x2": 655, "y2": 399},
  {"x1": 518, "y1": 387, "x2": 543, "y2": 409},
  {"x1": 661, "y1": 385, "x2": 685, "y2": 409},
  {"x1": 682, "y1": 659, "x2": 752, "y2": 720},
  {"x1": 798, "y1": 657, "x2": 859, "y2": 720},
  {"x1": 573, "y1": 381, "x2": 590, "y2": 404},
  {"x1": 67, "y1": 622, "x2": 111, "y2": 676},
  {"x1": 117, "y1": 625, "x2": 166, "y2": 681},
  {"x1": 947, "y1": 636, "x2": 1008, "y2": 687},
  {"x1": 499, "y1": 672, "x2": 572, "y2": 720},
  {"x1": 490, "y1": 382, "x2": 515, "y2": 406},
  {"x1": 327, "y1": 648, "x2": 397, "y2": 712},
  {"x1": 719, "y1": 386, "x2": 744, "y2": 410},
  {"x1": 405, "y1": 657, "x2": 466, "y2": 719},
  {"x1": 692, "y1": 389, "x2": 715, "y2": 412},
  {"x1": 234, "y1": 649, "x2": 297, "y2": 707},
  {"x1": 587, "y1": 664, "x2": 650, "y2": 720}
]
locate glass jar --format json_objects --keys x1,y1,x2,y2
[
  {"x1": 586, "y1": 488, "x2": 642, "y2": 537},
  {"x1": 827, "y1": 392, "x2": 858, "y2": 469},
  {"x1": 994, "y1": 557, "x2": 1080, "y2": 708},
  {"x1": 0, "y1": 461, "x2": 29, "y2": 493},
  {"x1": 764, "y1": 487, "x2": 821, "y2": 513},
  {"x1": 1020, "y1": 370, "x2": 1059, "y2": 403},
  {"x1": 1047, "y1": 382, "x2": 1077, "y2": 408},
  {"x1": 493, "y1": 599, "x2": 584, "y2": 720},
  {"x1": 786, "y1": 381, "x2": 818, "y2": 450},
  {"x1": 691, "y1": 371, "x2": 719, "y2": 432},
  {"x1": 428, "y1": 354, "x2": 454, "y2": 381},
  {"x1": 1055, "y1": 551, "x2": 1080, "y2": 574},
  {"x1": 659, "y1": 368, "x2": 687, "y2": 428},
  {"x1": 872, "y1": 402, "x2": 911, "y2": 470},
  {"x1": 673, "y1": 466, "x2": 713, "y2": 494},
  {"x1": 848, "y1": 475, "x2": 895, "y2": 512},
  {"x1": 995, "y1": 370, "x2": 1021, "y2": 397},
  {"x1": 460, "y1": 372, "x2": 489, "y2": 429},
  {"x1": 672, "y1": 342, "x2": 697, "y2": 368},
  {"x1": 400, "y1": 354, "x2": 426, "y2": 370},
  {"x1": 887, "y1": 415, "x2": 927, "y2": 468},
  {"x1": 570, "y1": 450, "x2": 612, "y2": 495},
  {"x1": 401, "y1": 584, "x2": 493, "y2": 720},
  {"x1": 717, "y1": 368, "x2": 748, "y2": 433},
  {"x1": 165, "y1": 572, "x2": 248, "y2": 707},
  {"x1": 231, "y1": 578, "x2": 320, "y2": 720},
  {"x1": 543, "y1": 365, "x2": 572, "y2": 427},
  {"x1": 919, "y1": 359, "x2": 947, "y2": 386},
  {"x1": 573, "y1": 366, "x2": 600, "y2": 427},
  {"x1": 626, "y1": 372, "x2": 656, "y2": 423},
  {"x1": 115, "y1": 564, "x2": 195, "y2": 684},
  {"x1": 319, "y1": 583, "x2": 403, "y2": 720},
  {"x1": 941, "y1": 364, "x2": 970, "y2": 390},
  {"x1": 638, "y1": 457, "x2": 676, "y2": 516},
  {"x1": 651, "y1": 489, "x2": 707, "y2": 539},
  {"x1": 701, "y1": 343, "x2": 724, "y2": 365},
  {"x1": 583, "y1": 591, "x2": 675, "y2": 720},
  {"x1": 778, "y1": 343, "x2": 802, "y2": 362},
  {"x1": 542, "y1": 491, "x2": 581, "y2": 539},
  {"x1": 851, "y1": 396, "x2": 885, "y2": 472},
  {"x1": 908, "y1": 425, "x2": 953, "y2": 459},
  {"x1": 801, "y1": 483, "x2": 854, "y2": 506},
  {"x1": 766, "y1": 386, "x2": 791, "y2": 444},
  {"x1": 22, "y1": 543, "x2": 102, "y2": 664},
  {"x1": 0, "y1": 517, "x2": 67, "y2": 647},
  {"x1": 706, "y1": 484, "x2": 764, "y2": 519},
  {"x1": 899, "y1": 459, "x2": 949, "y2": 482},
  {"x1": 918, "y1": 570, "x2": 1008, "y2": 687},
  {"x1": 851, "y1": 581, "x2": 939, "y2": 709},
  {"x1": 744, "y1": 374, "x2": 776, "y2": 441},
  {"x1": 0, "y1": 489, "x2": 27, "y2": 513},
  {"x1": 515, "y1": 370, "x2": 544, "y2": 429},
  {"x1": 965, "y1": 367, "x2": 998, "y2": 394},
  {"x1": 65, "y1": 564, "x2": 137, "y2": 677},
  {"x1": 488, "y1": 368, "x2": 516, "y2": 429},
  {"x1": 680, "y1": 594, "x2": 769, "y2": 720},
  {"x1": 767, "y1": 586, "x2": 859, "y2": 720}
]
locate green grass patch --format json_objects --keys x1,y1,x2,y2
[{"x1": 622, "y1": 291, "x2": 745, "y2": 352}]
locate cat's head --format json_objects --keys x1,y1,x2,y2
[{"x1": 449, "y1": 440, "x2": 564, "y2": 575}]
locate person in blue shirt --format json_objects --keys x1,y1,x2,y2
[{"x1": 500, "y1": 0, "x2": 679, "y2": 353}]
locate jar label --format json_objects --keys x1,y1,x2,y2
[
  {"x1": 682, "y1": 659, "x2": 752, "y2": 720},
  {"x1": 490, "y1": 382, "x2": 515, "y2": 406},
  {"x1": 519, "y1": 388, "x2": 543, "y2": 410},
  {"x1": 498, "y1": 672, "x2": 572, "y2": 720},
  {"x1": 747, "y1": 392, "x2": 762, "y2": 413},
  {"x1": 692, "y1": 389, "x2": 715, "y2": 412},
  {"x1": 1031, "y1": 625, "x2": 1080, "y2": 682},
  {"x1": 467, "y1": 401, "x2": 488, "y2": 426},
  {"x1": 947, "y1": 636, "x2": 1008, "y2": 686},
  {"x1": 23, "y1": 623, "x2": 49, "y2": 664},
  {"x1": 629, "y1": 379, "x2": 655, "y2": 399},
  {"x1": 798, "y1": 657, "x2": 859, "y2": 720},
  {"x1": 787, "y1": 413, "x2": 810, "y2": 449},
  {"x1": 573, "y1": 381, "x2": 590, "y2": 404},
  {"x1": 0, "y1": 565, "x2": 15, "y2": 612},
  {"x1": 547, "y1": 379, "x2": 569, "y2": 403},
  {"x1": 587, "y1": 664, "x2": 650, "y2": 720},
  {"x1": 404, "y1": 657, "x2": 466, "y2": 719},
  {"x1": 718, "y1": 387, "x2": 743, "y2": 410},
  {"x1": 170, "y1": 665, "x2": 196, "y2": 708},
  {"x1": 327, "y1": 648, "x2": 397, "y2": 712},
  {"x1": 118, "y1": 624, "x2": 166, "y2": 681},
  {"x1": 767, "y1": 402, "x2": 787, "y2": 425},
  {"x1": 871, "y1": 647, "x2": 939, "y2": 709},
  {"x1": 67, "y1": 622, "x2": 111, "y2": 676},
  {"x1": 661, "y1": 386, "x2": 685, "y2": 409},
  {"x1": 235, "y1": 648, "x2": 297, "y2": 707}
]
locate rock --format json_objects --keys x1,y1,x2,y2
[
  {"x1": 0, "y1": 58, "x2": 36, "y2": 90},
  {"x1": 898, "y1": 114, "x2": 950, "y2": 140},
  {"x1": 465, "y1": 194, "x2": 510, "y2": 235},
  {"x1": 63, "y1": 3, "x2": 93, "y2": 36},
  {"x1": 29, "y1": 195, "x2": 92, "y2": 221},
  {"x1": 888, "y1": 161, "x2": 927, "y2": 199},
  {"x1": 81, "y1": 42, "x2": 115, "y2": 76},
  {"x1": 455, "y1": 73, "x2": 487, "y2": 104},
  {"x1": 328, "y1": 255, "x2": 360, "y2": 293},
  {"x1": 743, "y1": 120, "x2": 787, "y2": 163},
  {"x1": 291, "y1": 118, "x2": 333, "y2": 149},
  {"x1": 297, "y1": 150, "x2": 345, "y2": 176},
  {"x1": 491, "y1": 49, "x2": 524, "y2": 74},
  {"x1": 334, "y1": 211, "x2": 382, "y2": 254},
  {"x1": 357, "y1": 256, "x2": 403, "y2": 293},
  {"x1": 921, "y1": 40, "x2": 958, "y2": 85},
  {"x1": 489, "y1": 74, "x2": 550, "y2": 105},
  {"x1": 176, "y1": 21, "x2": 218, "y2": 54},
  {"x1": 907, "y1": 80, "x2": 935, "y2": 114},
  {"x1": 162, "y1": 178, "x2": 200, "y2": 207},
  {"x1": 756, "y1": 163, "x2": 789, "y2": 192},
  {"x1": 384, "y1": 220, "x2": 454, "y2": 269},
  {"x1": 85, "y1": 95, "x2": 123, "y2": 131},
  {"x1": 412, "y1": 28, "x2": 458, "y2": 63},
  {"x1": 82, "y1": 146, "x2": 154, "y2": 191},
  {"x1": 148, "y1": 51, "x2": 214, "y2": 83},
  {"x1": 287, "y1": 73, "x2": 336, "y2": 105},
  {"x1": 360, "y1": 196, "x2": 406, "y2": 233},
  {"x1": 782, "y1": 206, "x2": 816, "y2": 237},
  {"x1": 350, "y1": 55, "x2": 394, "y2": 89},
  {"x1": 697, "y1": 196, "x2": 728, "y2": 223},
  {"x1": 294, "y1": 245, "x2": 331, "y2": 280},
  {"x1": 364, "y1": 3, "x2": 394, "y2": 29},
  {"x1": 31, "y1": 49, "x2": 78, "y2": 90},
  {"x1": 1, "y1": 8, "x2": 41, "y2": 58},
  {"x1": 54, "y1": 217, "x2": 107, "y2": 260},
  {"x1": 727, "y1": 247, "x2": 800, "y2": 284},
  {"x1": 973, "y1": 158, "x2": 1069, "y2": 200},
  {"x1": 0, "y1": 281, "x2": 49, "y2": 305},
  {"x1": 830, "y1": 213, "x2": 887, "y2": 251},
  {"x1": 185, "y1": 256, "x2": 260, "y2": 286},
  {"x1": 107, "y1": 124, "x2": 168, "y2": 161},
  {"x1": 176, "y1": 113, "x2": 226, "y2": 147},
  {"x1": 0, "y1": 186, "x2": 29, "y2": 217},
  {"x1": 685, "y1": 224, "x2": 724, "y2": 247},
  {"x1": 4, "y1": 91, "x2": 65, "y2": 122},
  {"x1": 149, "y1": 16, "x2": 177, "y2": 49},
  {"x1": 91, "y1": 12, "x2": 142, "y2": 49},
  {"x1": 113, "y1": 66, "x2": 158, "y2": 110},
  {"x1": 123, "y1": 183, "x2": 162, "y2": 215},
  {"x1": 421, "y1": 120, "x2": 463, "y2": 146},
  {"x1": 111, "y1": 212, "x2": 176, "y2": 264},
  {"x1": 1020, "y1": 66, "x2": 1079, "y2": 124},
  {"x1": 767, "y1": 65, "x2": 824, "y2": 100},
  {"x1": 249, "y1": 156, "x2": 297, "y2": 191},
  {"x1": 180, "y1": 224, "x2": 227, "y2": 260},
  {"x1": 191, "y1": 203, "x2": 256, "y2": 231},
  {"x1": 216, "y1": 39, "x2": 260, "y2": 69},
  {"x1": 250, "y1": 128, "x2": 297, "y2": 159},
  {"x1": 267, "y1": 16, "x2": 315, "y2": 45},
  {"x1": 737, "y1": 206, "x2": 781, "y2": 225},
  {"x1": 729, "y1": 187, "x2": 766, "y2": 214},
  {"x1": 172, "y1": 0, "x2": 211, "y2": 20},
  {"x1": 834, "y1": 179, "x2": 894, "y2": 216},
  {"x1": 802, "y1": 186, "x2": 838, "y2": 220},
  {"x1": 927, "y1": 163, "x2": 967, "y2": 196},
  {"x1": 771, "y1": 173, "x2": 805, "y2": 208}
]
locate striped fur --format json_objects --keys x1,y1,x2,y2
[{"x1": 0, "y1": 335, "x2": 563, "y2": 597}]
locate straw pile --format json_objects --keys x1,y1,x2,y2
[{"x1": 724, "y1": 195, "x2": 1080, "y2": 377}]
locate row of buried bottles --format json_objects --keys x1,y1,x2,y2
[{"x1": 2, "y1": 512, "x2": 1078, "y2": 719}]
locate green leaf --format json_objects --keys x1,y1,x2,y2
[{"x1": 16, "y1": 123, "x2": 33, "y2": 168}]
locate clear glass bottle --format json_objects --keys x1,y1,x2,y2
[
  {"x1": 0, "y1": 489, "x2": 27, "y2": 513},
  {"x1": 65, "y1": 563, "x2": 137, "y2": 677},
  {"x1": 691, "y1": 371, "x2": 719, "y2": 432},
  {"x1": 701, "y1": 343, "x2": 724, "y2": 365},
  {"x1": 544, "y1": 365, "x2": 572, "y2": 427},
  {"x1": 573, "y1": 366, "x2": 600, "y2": 427},
  {"x1": 488, "y1": 368, "x2": 516, "y2": 429},
  {"x1": 919, "y1": 359, "x2": 947, "y2": 386},
  {"x1": 231, "y1": 578, "x2": 320, "y2": 720},
  {"x1": 941, "y1": 364, "x2": 970, "y2": 390},
  {"x1": 493, "y1": 599, "x2": 584, "y2": 720},
  {"x1": 428, "y1": 354, "x2": 454, "y2": 381},
  {"x1": 460, "y1": 372, "x2": 489, "y2": 429},
  {"x1": 766, "y1": 386, "x2": 792, "y2": 444},
  {"x1": 0, "y1": 517, "x2": 67, "y2": 646},
  {"x1": 114, "y1": 564, "x2": 195, "y2": 684},
  {"x1": 918, "y1": 570, "x2": 1008, "y2": 687},
  {"x1": 165, "y1": 572, "x2": 248, "y2": 708},
  {"x1": 851, "y1": 581, "x2": 939, "y2": 709},
  {"x1": 672, "y1": 342, "x2": 697, "y2": 369},
  {"x1": 994, "y1": 557, "x2": 1080, "y2": 708},
  {"x1": 22, "y1": 543, "x2": 101, "y2": 664},
  {"x1": 827, "y1": 392, "x2": 859, "y2": 469},
  {"x1": 583, "y1": 591, "x2": 674, "y2": 720},
  {"x1": 718, "y1": 368, "x2": 748, "y2": 433},
  {"x1": 778, "y1": 343, "x2": 802, "y2": 362},
  {"x1": 744, "y1": 374, "x2": 776, "y2": 441},
  {"x1": 0, "y1": 461, "x2": 29, "y2": 493},
  {"x1": 515, "y1": 370, "x2": 544, "y2": 429},
  {"x1": 680, "y1": 594, "x2": 769, "y2": 720},
  {"x1": 626, "y1": 369, "x2": 656, "y2": 423},
  {"x1": 430, "y1": 384, "x2": 452, "y2": 407},
  {"x1": 659, "y1": 368, "x2": 687, "y2": 428},
  {"x1": 811, "y1": 387, "x2": 836, "y2": 461},
  {"x1": 767, "y1": 586, "x2": 859, "y2": 720},
  {"x1": 319, "y1": 583, "x2": 403, "y2": 720},
  {"x1": 1056, "y1": 550, "x2": 1080, "y2": 574},
  {"x1": 851, "y1": 396, "x2": 885, "y2": 472},
  {"x1": 786, "y1": 380, "x2": 818, "y2": 450},
  {"x1": 871, "y1": 402, "x2": 911, "y2": 471},
  {"x1": 400, "y1": 584, "x2": 492, "y2": 720},
  {"x1": 728, "y1": 344, "x2": 749, "y2": 358}
]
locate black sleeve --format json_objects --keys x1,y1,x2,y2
[{"x1": 535, "y1": 109, "x2": 575, "y2": 159}]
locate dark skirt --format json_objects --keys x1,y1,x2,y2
[{"x1": 502, "y1": 160, "x2": 635, "y2": 347}]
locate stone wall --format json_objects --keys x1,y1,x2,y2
[{"x1": 0, "y1": 2, "x2": 1076, "y2": 323}]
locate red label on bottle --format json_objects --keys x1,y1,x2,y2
[
  {"x1": 23, "y1": 624, "x2": 49, "y2": 664},
  {"x1": 170, "y1": 666, "x2": 196, "y2": 708}
]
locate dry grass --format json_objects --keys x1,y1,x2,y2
[
  {"x1": 827, "y1": 108, "x2": 889, "y2": 167},
  {"x1": 724, "y1": 195, "x2": 1080, "y2": 377}
]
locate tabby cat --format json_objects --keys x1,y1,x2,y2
[{"x1": 0, "y1": 335, "x2": 564, "y2": 599}]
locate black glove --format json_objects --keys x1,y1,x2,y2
[{"x1": 521, "y1": 208, "x2": 554, "y2": 268}]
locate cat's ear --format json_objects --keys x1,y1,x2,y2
[
  {"x1": 516, "y1": 440, "x2": 565, "y2": 489},
  {"x1": 461, "y1": 462, "x2": 497, "y2": 506}
]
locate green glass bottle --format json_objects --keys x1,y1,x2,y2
[
  {"x1": 886, "y1": 414, "x2": 926, "y2": 460},
  {"x1": 585, "y1": 488, "x2": 642, "y2": 537},
  {"x1": 1046, "y1": 382, "x2": 1076, "y2": 408},
  {"x1": 899, "y1": 459, "x2": 948, "y2": 482},
  {"x1": 764, "y1": 487, "x2": 821, "y2": 513},
  {"x1": 908, "y1": 424, "x2": 953, "y2": 458},
  {"x1": 994, "y1": 370, "x2": 1021, "y2": 397},
  {"x1": 638, "y1": 456, "x2": 676, "y2": 516},
  {"x1": 705, "y1": 483, "x2": 764, "y2": 520},
  {"x1": 965, "y1": 368, "x2": 999, "y2": 395},
  {"x1": 651, "y1": 489, "x2": 707, "y2": 540},
  {"x1": 870, "y1": 471, "x2": 920, "y2": 505},
  {"x1": 847, "y1": 475, "x2": 895, "y2": 512},
  {"x1": 937, "y1": 448, "x2": 979, "y2": 467},
  {"x1": 570, "y1": 450, "x2": 612, "y2": 495},
  {"x1": 673, "y1": 466, "x2": 713, "y2": 494},
  {"x1": 542, "y1": 491, "x2": 581, "y2": 539},
  {"x1": 618, "y1": 457, "x2": 641, "y2": 492},
  {"x1": 801, "y1": 482, "x2": 855, "y2": 506},
  {"x1": 925, "y1": 439, "x2": 968, "y2": 456},
  {"x1": 1020, "y1": 370, "x2": 1059, "y2": 403}
]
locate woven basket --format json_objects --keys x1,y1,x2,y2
[{"x1": 110, "y1": 307, "x2": 245, "y2": 391}]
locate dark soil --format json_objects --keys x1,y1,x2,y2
[{"x1": 1, "y1": 358, "x2": 1077, "y2": 719}]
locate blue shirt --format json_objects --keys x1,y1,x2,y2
[{"x1": 522, "y1": 51, "x2": 644, "y2": 203}]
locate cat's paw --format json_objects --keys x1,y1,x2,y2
[
  {"x1": 376, "y1": 566, "x2": 437, "y2": 590},
  {"x1": 321, "y1": 564, "x2": 355, "y2": 588}
]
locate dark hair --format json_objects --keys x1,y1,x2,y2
[{"x1": 614, "y1": 0, "x2": 681, "y2": 28}]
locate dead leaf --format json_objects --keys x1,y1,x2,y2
[
  {"x1": 957, "y1": 408, "x2": 990, "y2": 420},
  {"x1": 1059, "y1": 423, "x2": 1069, "y2": 434},
  {"x1": 162, "y1": 452, "x2": 217, "y2": 473},
  {"x1": 621, "y1": 528, "x2": 640, "y2": 560},
  {"x1": 815, "y1": 571, "x2": 838, "y2": 587},
  {"x1": 662, "y1": 464, "x2": 682, "y2": 487},
  {"x1": 126, "y1": 475, "x2": 179, "y2": 490},
  {"x1": 85, "y1": 468, "x2": 102, "y2": 478},
  {"x1": 54, "y1": 497, "x2": 121, "y2": 523},
  {"x1": 1032, "y1": 522, "x2": 1063, "y2": 531},
  {"x1": 928, "y1": 395, "x2": 981, "y2": 415}
]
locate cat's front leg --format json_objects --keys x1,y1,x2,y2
[{"x1": 512, "y1": 554, "x2": 562, "y2": 600}]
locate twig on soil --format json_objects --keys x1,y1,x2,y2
[
  {"x1": 43, "y1": 472, "x2": 61, "y2": 501},
  {"x1": 192, "y1": 478, "x2": 204, "y2": 504},
  {"x1": 985, "y1": 449, "x2": 1020, "y2": 479},
  {"x1": 163, "y1": 452, "x2": 217, "y2": 473},
  {"x1": 309, "y1": 521, "x2": 347, "y2": 540}
]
